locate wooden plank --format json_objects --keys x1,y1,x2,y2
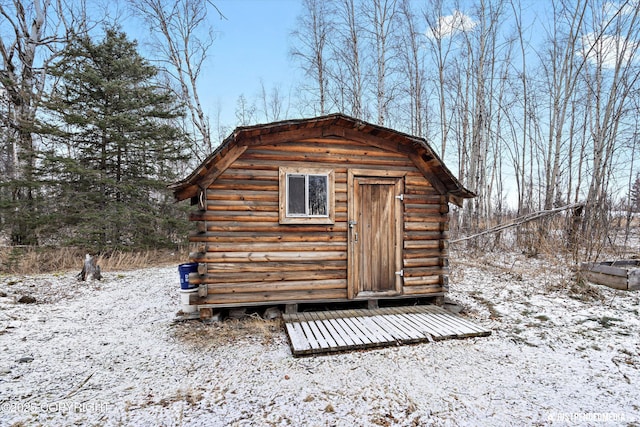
[
  {"x1": 345, "y1": 311, "x2": 391, "y2": 344},
  {"x1": 412, "y1": 313, "x2": 458, "y2": 339},
  {"x1": 360, "y1": 316, "x2": 397, "y2": 343},
  {"x1": 428, "y1": 312, "x2": 482, "y2": 337},
  {"x1": 303, "y1": 312, "x2": 341, "y2": 350},
  {"x1": 342, "y1": 316, "x2": 376, "y2": 345},
  {"x1": 581, "y1": 262, "x2": 629, "y2": 277},
  {"x1": 327, "y1": 318, "x2": 359, "y2": 347},
  {"x1": 309, "y1": 313, "x2": 346, "y2": 350},
  {"x1": 302, "y1": 315, "x2": 331, "y2": 349},
  {"x1": 403, "y1": 308, "x2": 458, "y2": 338},
  {"x1": 427, "y1": 306, "x2": 491, "y2": 335},
  {"x1": 383, "y1": 314, "x2": 428, "y2": 341},
  {"x1": 204, "y1": 261, "x2": 347, "y2": 273},
  {"x1": 330, "y1": 317, "x2": 362, "y2": 347},
  {"x1": 200, "y1": 288, "x2": 348, "y2": 305},
  {"x1": 629, "y1": 270, "x2": 640, "y2": 291},
  {"x1": 203, "y1": 241, "x2": 347, "y2": 252},
  {"x1": 283, "y1": 305, "x2": 491, "y2": 356},
  {"x1": 402, "y1": 276, "x2": 444, "y2": 286},
  {"x1": 299, "y1": 321, "x2": 322, "y2": 350},
  {"x1": 396, "y1": 313, "x2": 442, "y2": 340},
  {"x1": 199, "y1": 251, "x2": 347, "y2": 263},
  {"x1": 200, "y1": 222, "x2": 348, "y2": 233},
  {"x1": 336, "y1": 317, "x2": 370, "y2": 346},
  {"x1": 367, "y1": 314, "x2": 414, "y2": 342},
  {"x1": 390, "y1": 311, "x2": 439, "y2": 340},
  {"x1": 423, "y1": 306, "x2": 489, "y2": 335},
  {"x1": 342, "y1": 317, "x2": 376, "y2": 346},
  {"x1": 285, "y1": 322, "x2": 313, "y2": 354},
  {"x1": 402, "y1": 284, "x2": 443, "y2": 294},
  {"x1": 203, "y1": 271, "x2": 346, "y2": 285},
  {"x1": 203, "y1": 279, "x2": 346, "y2": 293},
  {"x1": 420, "y1": 306, "x2": 484, "y2": 336},
  {"x1": 581, "y1": 271, "x2": 628, "y2": 290}
]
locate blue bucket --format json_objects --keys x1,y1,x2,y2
[{"x1": 178, "y1": 263, "x2": 199, "y2": 289}]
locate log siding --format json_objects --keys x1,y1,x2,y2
[
  {"x1": 171, "y1": 114, "x2": 474, "y2": 309},
  {"x1": 188, "y1": 139, "x2": 449, "y2": 306}
]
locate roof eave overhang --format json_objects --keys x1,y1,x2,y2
[{"x1": 169, "y1": 114, "x2": 476, "y2": 204}]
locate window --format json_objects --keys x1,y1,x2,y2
[{"x1": 279, "y1": 168, "x2": 334, "y2": 224}]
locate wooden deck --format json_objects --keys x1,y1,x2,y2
[{"x1": 283, "y1": 305, "x2": 491, "y2": 356}]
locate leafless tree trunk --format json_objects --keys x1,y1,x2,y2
[
  {"x1": 129, "y1": 0, "x2": 216, "y2": 159},
  {"x1": 258, "y1": 79, "x2": 286, "y2": 122},
  {"x1": 424, "y1": 0, "x2": 458, "y2": 157},
  {"x1": 291, "y1": 0, "x2": 333, "y2": 116},
  {"x1": 580, "y1": 0, "x2": 640, "y2": 259},
  {"x1": 363, "y1": 0, "x2": 399, "y2": 126},
  {"x1": 398, "y1": 0, "x2": 425, "y2": 137},
  {"x1": 235, "y1": 94, "x2": 256, "y2": 126},
  {"x1": 0, "y1": 0, "x2": 85, "y2": 244},
  {"x1": 331, "y1": 0, "x2": 364, "y2": 119},
  {"x1": 541, "y1": 0, "x2": 589, "y2": 210}
]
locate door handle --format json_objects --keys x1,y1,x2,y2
[{"x1": 349, "y1": 220, "x2": 358, "y2": 243}]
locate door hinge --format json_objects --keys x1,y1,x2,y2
[
  {"x1": 395, "y1": 194, "x2": 404, "y2": 201},
  {"x1": 395, "y1": 269, "x2": 404, "y2": 277}
]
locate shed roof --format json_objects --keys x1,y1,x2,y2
[{"x1": 170, "y1": 113, "x2": 475, "y2": 206}]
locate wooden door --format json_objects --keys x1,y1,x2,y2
[{"x1": 348, "y1": 172, "x2": 403, "y2": 299}]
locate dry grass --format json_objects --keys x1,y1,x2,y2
[
  {"x1": 0, "y1": 246, "x2": 187, "y2": 274},
  {"x1": 172, "y1": 314, "x2": 284, "y2": 349}
]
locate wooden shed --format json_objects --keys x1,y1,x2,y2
[{"x1": 170, "y1": 114, "x2": 475, "y2": 315}]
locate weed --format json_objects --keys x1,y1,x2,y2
[
  {"x1": 566, "y1": 275, "x2": 604, "y2": 302},
  {"x1": 0, "y1": 246, "x2": 187, "y2": 274}
]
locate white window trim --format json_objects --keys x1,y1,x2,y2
[
  {"x1": 279, "y1": 167, "x2": 335, "y2": 225},
  {"x1": 286, "y1": 173, "x2": 329, "y2": 218}
]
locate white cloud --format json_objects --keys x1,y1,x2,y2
[
  {"x1": 603, "y1": 0, "x2": 639, "y2": 19},
  {"x1": 579, "y1": 32, "x2": 639, "y2": 68},
  {"x1": 426, "y1": 10, "x2": 476, "y2": 40}
]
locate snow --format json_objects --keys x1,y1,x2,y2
[{"x1": 1, "y1": 251, "x2": 639, "y2": 426}]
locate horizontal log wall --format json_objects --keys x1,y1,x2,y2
[{"x1": 188, "y1": 138, "x2": 448, "y2": 306}]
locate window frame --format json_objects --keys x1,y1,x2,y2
[{"x1": 279, "y1": 167, "x2": 335, "y2": 225}]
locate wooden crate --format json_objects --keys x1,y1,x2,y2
[{"x1": 580, "y1": 260, "x2": 640, "y2": 291}]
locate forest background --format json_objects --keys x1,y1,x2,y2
[{"x1": 1, "y1": 0, "x2": 639, "y2": 271}]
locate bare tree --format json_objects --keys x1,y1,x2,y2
[
  {"x1": 362, "y1": 0, "x2": 399, "y2": 125},
  {"x1": 129, "y1": 0, "x2": 219, "y2": 159},
  {"x1": 539, "y1": 0, "x2": 589, "y2": 210},
  {"x1": 397, "y1": 0, "x2": 426, "y2": 136},
  {"x1": 424, "y1": 0, "x2": 465, "y2": 157},
  {"x1": 579, "y1": 0, "x2": 640, "y2": 258},
  {"x1": 330, "y1": 0, "x2": 365, "y2": 119},
  {"x1": 258, "y1": 79, "x2": 286, "y2": 122},
  {"x1": 0, "y1": 0, "x2": 85, "y2": 244},
  {"x1": 235, "y1": 94, "x2": 256, "y2": 126},
  {"x1": 291, "y1": 0, "x2": 333, "y2": 115}
]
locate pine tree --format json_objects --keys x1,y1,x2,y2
[{"x1": 39, "y1": 28, "x2": 189, "y2": 250}]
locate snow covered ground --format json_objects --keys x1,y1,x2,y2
[{"x1": 1, "y1": 251, "x2": 639, "y2": 426}]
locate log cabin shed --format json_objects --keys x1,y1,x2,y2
[{"x1": 170, "y1": 114, "x2": 475, "y2": 315}]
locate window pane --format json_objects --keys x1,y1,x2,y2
[
  {"x1": 287, "y1": 175, "x2": 306, "y2": 215},
  {"x1": 308, "y1": 175, "x2": 328, "y2": 216}
]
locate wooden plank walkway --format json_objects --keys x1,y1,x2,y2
[{"x1": 283, "y1": 305, "x2": 491, "y2": 356}]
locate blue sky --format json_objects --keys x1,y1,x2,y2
[{"x1": 201, "y1": 0, "x2": 305, "y2": 128}]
